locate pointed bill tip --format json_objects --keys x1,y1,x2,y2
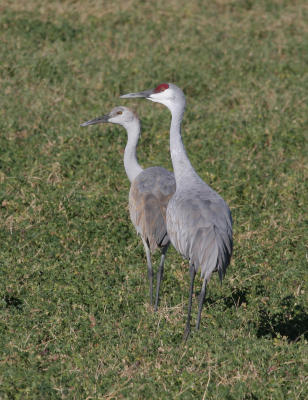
[
  {"x1": 80, "y1": 114, "x2": 110, "y2": 127},
  {"x1": 120, "y1": 89, "x2": 153, "y2": 99},
  {"x1": 120, "y1": 93, "x2": 136, "y2": 98}
]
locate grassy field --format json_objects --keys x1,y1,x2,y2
[{"x1": 0, "y1": 0, "x2": 307, "y2": 398}]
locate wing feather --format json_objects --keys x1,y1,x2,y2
[
  {"x1": 129, "y1": 167, "x2": 176, "y2": 252},
  {"x1": 166, "y1": 185, "x2": 232, "y2": 281}
]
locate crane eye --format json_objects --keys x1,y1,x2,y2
[
  {"x1": 117, "y1": 111, "x2": 123, "y2": 115},
  {"x1": 154, "y1": 83, "x2": 169, "y2": 93}
]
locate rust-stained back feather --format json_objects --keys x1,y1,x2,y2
[{"x1": 129, "y1": 166, "x2": 176, "y2": 252}]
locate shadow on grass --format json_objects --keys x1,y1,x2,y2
[
  {"x1": 226, "y1": 394, "x2": 259, "y2": 400},
  {"x1": 256, "y1": 295, "x2": 308, "y2": 342},
  {"x1": 204, "y1": 287, "x2": 249, "y2": 308},
  {"x1": 223, "y1": 287, "x2": 248, "y2": 308},
  {"x1": 4, "y1": 294, "x2": 23, "y2": 310}
]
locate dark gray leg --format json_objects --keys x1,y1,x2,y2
[
  {"x1": 154, "y1": 244, "x2": 169, "y2": 311},
  {"x1": 196, "y1": 277, "x2": 207, "y2": 330},
  {"x1": 142, "y1": 239, "x2": 153, "y2": 306},
  {"x1": 183, "y1": 263, "x2": 196, "y2": 342}
]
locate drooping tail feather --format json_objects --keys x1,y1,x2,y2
[{"x1": 191, "y1": 225, "x2": 232, "y2": 281}]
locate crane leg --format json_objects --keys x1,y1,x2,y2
[
  {"x1": 196, "y1": 277, "x2": 207, "y2": 330},
  {"x1": 142, "y1": 239, "x2": 153, "y2": 306},
  {"x1": 154, "y1": 243, "x2": 169, "y2": 312},
  {"x1": 183, "y1": 263, "x2": 196, "y2": 342}
]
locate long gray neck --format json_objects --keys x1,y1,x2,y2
[
  {"x1": 123, "y1": 119, "x2": 143, "y2": 183},
  {"x1": 170, "y1": 105, "x2": 199, "y2": 185}
]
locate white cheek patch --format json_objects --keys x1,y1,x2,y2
[
  {"x1": 148, "y1": 97, "x2": 158, "y2": 103},
  {"x1": 149, "y1": 93, "x2": 160, "y2": 100},
  {"x1": 149, "y1": 92, "x2": 170, "y2": 103}
]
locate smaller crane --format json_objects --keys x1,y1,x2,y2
[{"x1": 81, "y1": 107, "x2": 176, "y2": 310}]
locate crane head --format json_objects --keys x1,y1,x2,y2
[
  {"x1": 80, "y1": 106, "x2": 138, "y2": 128},
  {"x1": 120, "y1": 83, "x2": 186, "y2": 112}
]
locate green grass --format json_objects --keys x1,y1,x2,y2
[{"x1": 0, "y1": 0, "x2": 307, "y2": 398}]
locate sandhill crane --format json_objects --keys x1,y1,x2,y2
[
  {"x1": 80, "y1": 106, "x2": 176, "y2": 310},
  {"x1": 121, "y1": 84, "x2": 233, "y2": 339}
]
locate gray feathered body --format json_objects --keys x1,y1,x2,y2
[
  {"x1": 166, "y1": 176, "x2": 232, "y2": 281},
  {"x1": 129, "y1": 166, "x2": 176, "y2": 252}
]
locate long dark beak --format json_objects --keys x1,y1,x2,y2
[
  {"x1": 120, "y1": 89, "x2": 153, "y2": 99},
  {"x1": 80, "y1": 114, "x2": 110, "y2": 127}
]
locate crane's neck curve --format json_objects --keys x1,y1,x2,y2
[
  {"x1": 123, "y1": 119, "x2": 143, "y2": 183},
  {"x1": 169, "y1": 105, "x2": 199, "y2": 185}
]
